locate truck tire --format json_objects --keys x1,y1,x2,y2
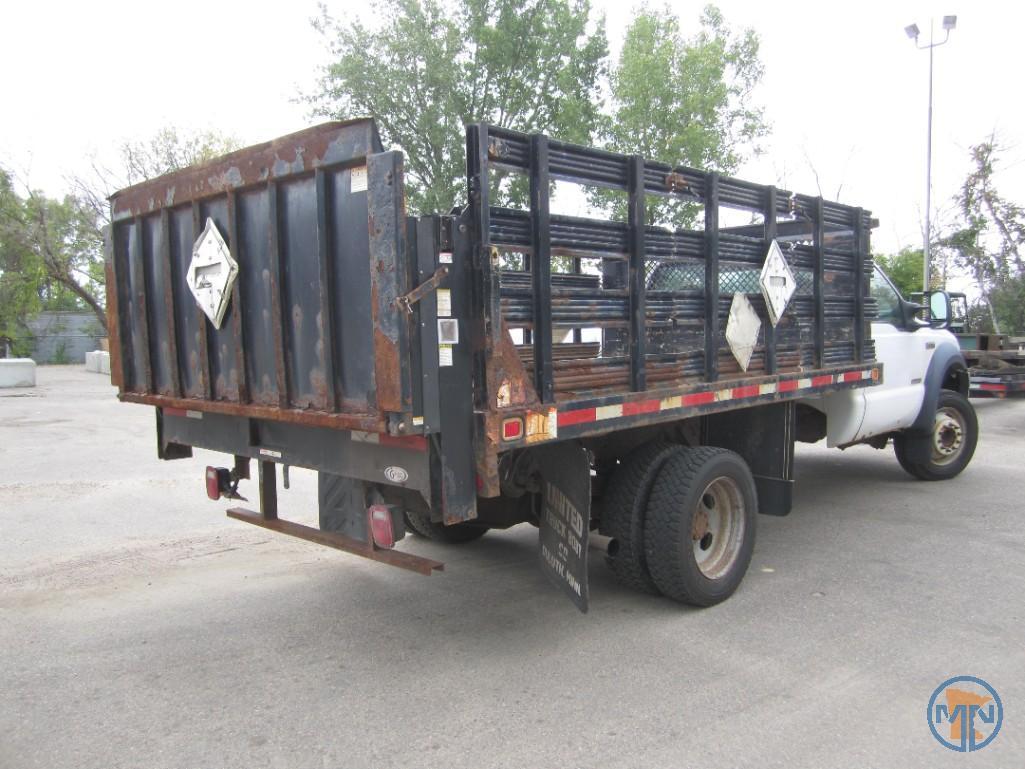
[
  {"x1": 600, "y1": 442, "x2": 684, "y2": 594},
  {"x1": 644, "y1": 447, "x2": 757, "y2": 607},
  {"x1": 894, "y1": 389, "x2": 978, "y2": 481},
  {"x1": 403, "y1": 509, "x2": 488, "y2": 544}
]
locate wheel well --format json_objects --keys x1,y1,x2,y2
[{"x1": 943, "y1": 364, "x2": 969, "y2": 397}]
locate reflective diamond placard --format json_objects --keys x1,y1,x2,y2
[
  {"x1": 759, "y1": 239, "x2": 796, "y2": 327},
  {"x1": 725, "y1": 293, "x2": 761, "y2": 372},
  {"x1": 186, "y1": 218, "x2": 238, "y2": 329}
]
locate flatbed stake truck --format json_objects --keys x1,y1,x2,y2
[{"x1": 106, "y1": 120, "x2": 977, "y2": 612}]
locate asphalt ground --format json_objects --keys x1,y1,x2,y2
[{"x1": 1, "y1": 366, "x2": 1022, "y2": 768}]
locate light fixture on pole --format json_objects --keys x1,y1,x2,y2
[{"x1": 905, "y1": 15, "x2": 957, "y2": 292}]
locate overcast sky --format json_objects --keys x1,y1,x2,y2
[{"x1": 2, "y1": 0, "x2": 1021, "y2": 258}]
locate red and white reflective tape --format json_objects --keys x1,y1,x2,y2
[
  {"x1": 163, "y1": 407, "x2": 203, "y2": 419},
  {"x1": 557, "y1": 367, "x2": 877, "y2": 429},
  {"x1": 973, "y1": 381, "x2": 1025, "y2": 393}
]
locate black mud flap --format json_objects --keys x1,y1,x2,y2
[{"x1": 533, "y1": 442, "x2": 591, "y2": 613}]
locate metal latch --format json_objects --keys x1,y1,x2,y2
[{"x1": 395, "y1": 265, "x2": 450, "y2": 315}]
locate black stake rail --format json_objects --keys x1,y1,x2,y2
[
  {"x1": 628, "y1": 155, "x2": 647, "y2": 392},
  {"x1": 466, "y1": 122, "x2": 876, "y2": 403},
  {"x1": 530, "y1": 134, "x2": 555, "y2": 403},
  {"x1": 813, "y1": 197, "x2": 826, "y2": 368},
  {"x1": 704, "y1": 173, "x2": 720, "y2": 382},
  {"x1": 763, "y1": 186, "x2": 778, "y2": 375},
  {"x1": 854, "y1": 207, "x2": 866, "y2": 363}
]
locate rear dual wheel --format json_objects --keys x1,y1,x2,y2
[
  {"x1": 644, "y1": 448, "x2": 757, "y2": 607},
  {"x1": 600, "y1": 442, "x2": 683, "y2": 594},
  {"x1": 602, "y1": 443, "x2": 757, "y2": 607}
]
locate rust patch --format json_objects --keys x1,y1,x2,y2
[
  {"x1": 123, "y1": 391, "x2": 385, "y2": 432},
  {"x1": 104, "y1": 260, "x2": 125, "y2": 390},
  {"x1": 110, "y1": 120, "x2": 382, "y2": 220},
  {"x1": 487, "y1": 322, "x2": 540, "y2": 410},
  {"x1": 309, "y1": 366, "x2": 329, "y2": 408},
  {"x1": 373, "y1": 326, "x2": 403, "y2": 412}
]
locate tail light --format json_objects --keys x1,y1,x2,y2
[
  {"x1": 501, "y1": 417, "x2": 524, "y2": 441},
  {"x1": 369, "y1": 504, "x2": 397, "y2": 548},
  {"x1": 205, "y1": 466, "x2": 231, "y2": 500},
  {"x1": 367, "y1": 504, "x2": 405, "y2": 549}
]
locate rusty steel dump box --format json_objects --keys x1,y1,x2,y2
[{"x1": 107, "y1": 119, "x2": 880, "y2": 599}]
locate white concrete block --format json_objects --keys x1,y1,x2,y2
[
  {"x1": 0, "y1": 358, "x2": 36, "y2": 388},
  {"x1": 84, "y1": 351, "x2": 110, "y2": 376}
]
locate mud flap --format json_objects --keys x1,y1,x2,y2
[{"x1": 534, "y1": 442, "x2": 591, "y2": 613}]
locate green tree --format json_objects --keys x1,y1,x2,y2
[
  {"x1": 874, "y1": 248, "x2": 924, "y2": 299},
  {"x1": 3, "y1": 128, "x2": 241, "y2": 346},
  {"x1": 309, "y1": 0, "x2": 608, "y2": 214},
  {"x1": 0, "y1": 169, "x2": 104, "y2": 339},
  {"x1": 0, "y1": 169, "x2": 45, "y2": 355},
  {"x1": 938, "y1": 138, "x2": 1025, "y2": 333},
  {"x1": 599, "y1": 4, "x2": 767, "y2": 226},
  {"x1": 987, "y1": 275, "x2": 1025, "y2": 334}
]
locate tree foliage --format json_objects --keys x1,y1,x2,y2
[
  {"x1": 874, "y1": 248, "x2": 924, "y2": 299},
  {"x1": 599, "y1": 4, "x2": 767, "y2": 226},
  {"x1": 0, "y1": 170, "x2": 44, "y2": 354},
  {"x1": 938, "y1": 138, "x2": 1025, "y2": 333},
  {"x1": 1, "y1": 128, "x2": 240, "y2": 342},
  {"x1": 0, "y1": 169, "x2": 104, "y2": 348},
  {"x1": 310, "y1": 0, "x2": 608, "y2": 215}
]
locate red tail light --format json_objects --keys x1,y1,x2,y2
[
  {"x1": 369, "y1": 504, "x2": 396, "y2": 548},
  {"x1": 205, "y1": 466, "x2": 230, "y2": 500},
  {"x1": 501, "y1": 417, "x2": 524, "y2": 441}
]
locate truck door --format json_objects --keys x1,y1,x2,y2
[{"x1": 852, "y1": 266, "x2": 932, "y2": 440}]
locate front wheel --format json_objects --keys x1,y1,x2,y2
[
  {"x1": 894, "y1": 390, "x2": 978, "y2": 481},
  {"x1": 644, "y1": 447, "x2": 757, "y2": 607}
]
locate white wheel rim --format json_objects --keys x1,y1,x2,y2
[
  {"x1": 932, "y1": 406, "x2": 965, "y2": 466},
  {"x1": 691, "y1": 476, "x2": 745, "y2": 579}
]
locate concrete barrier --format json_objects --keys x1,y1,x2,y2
[
  {"x1": 85, "y1": 350, "x2": 111, "y2": 375},
  {"x1": 0, "y1": 358, "x2": 36, "y2": 388}
]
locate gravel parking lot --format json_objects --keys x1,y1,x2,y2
[{"x1": 2, "y1": 366, "x2": 1023, "y2": 768}]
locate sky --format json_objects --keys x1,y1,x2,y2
[{"x1": 1, "y1": 0, "x2": 1022, "y2": 260}]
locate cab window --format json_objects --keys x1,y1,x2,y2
[{"x1": 870, "y1": 265, "x2": 903, "y2": 325}]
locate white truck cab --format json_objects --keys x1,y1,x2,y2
[{"x1": 806, "y1": 264, "x2": 977, "y2": 480}]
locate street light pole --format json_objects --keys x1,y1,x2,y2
[
  {"x1": 926, "y1": 23, "x2": 934, "y2": 292},
  {"x1": 905, "y1": 16, "x2": 957, "y2": 293}
]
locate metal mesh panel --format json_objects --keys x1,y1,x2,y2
[
  {"x1": 793, "y1": 267, "x2": 814, "y2": 295},
  {"x1": 645, "y1": 260, "x2": 704, "y2": 292},
  {"x1": 718, "y1": 266, "x2": 761, "y2": 294}
]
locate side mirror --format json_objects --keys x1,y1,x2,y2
[{"x1": 927, "y1": 290, "x2": 951, "y2": 329}]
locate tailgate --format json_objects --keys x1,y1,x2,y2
[{"x1": 107, "y1": 120, "x2": 415, "y2": 433}]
